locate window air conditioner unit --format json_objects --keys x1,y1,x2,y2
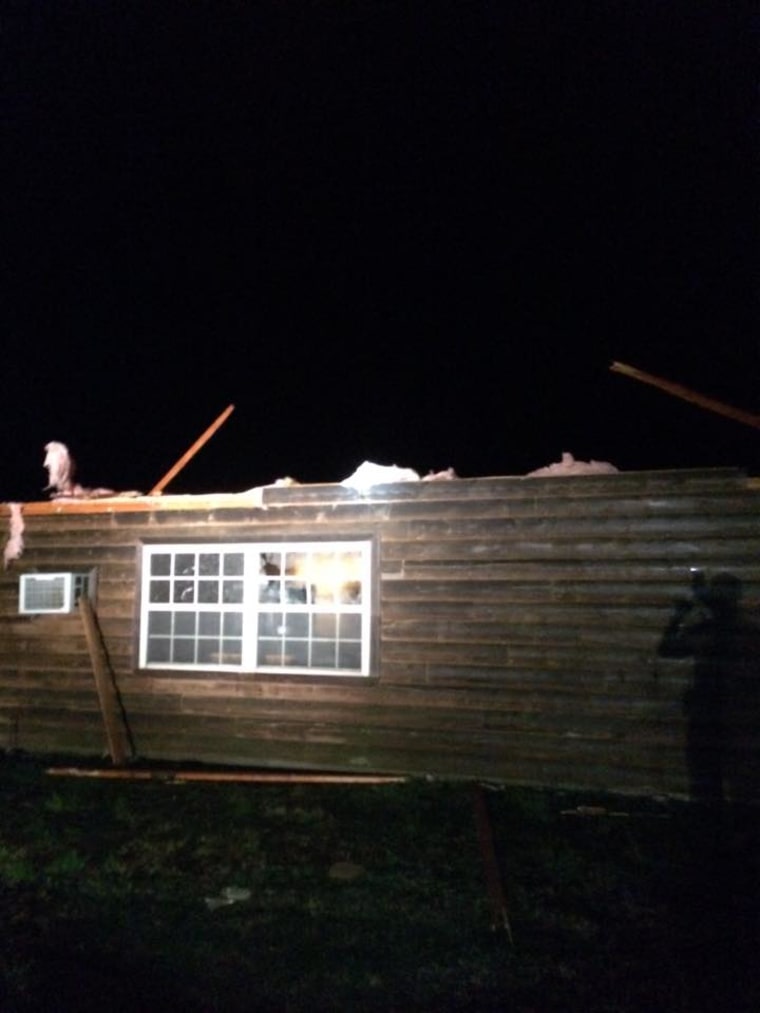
[{"x1": 19, "y1": 571, "x2": 96, "y2": 615}]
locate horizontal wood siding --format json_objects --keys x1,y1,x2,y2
[{"x1": 1, "y1": 468, "x2": 758, "y2": 800}]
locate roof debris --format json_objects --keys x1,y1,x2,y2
[
  {"x1": 43, "y1": 441, "x2": 77, "y2": 495},
  {"x1": 42, "y1": 442, "x2": 139, "y2": 499},
  {"x1": 21, "y1": 442, "x2": 624, "y2": 509},
  {"x1": 423, "y1": 467, "x2": 458, "y2": 481},
  {"x1": 341, "y1": 461, "x2": 422, "y2": 493},
  {"x1": 3, "y1": 503, "x2": 24, "y2": 568},
  {"x1": 340, "y1": 461, "x2": 457, "y2": 494},
  {"x1": 526, "y1": 451, "x2": 618, "y2": 477}
]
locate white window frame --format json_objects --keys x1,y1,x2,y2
[{"x1": 139, "y1": 541, "x2": 372, "y2": 677}]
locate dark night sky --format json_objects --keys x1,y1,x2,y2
[{"x1": 2, "y1": 1, "x2": 758, "y2": 501}]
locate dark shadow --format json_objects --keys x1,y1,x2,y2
[
  {"x1": 659, "y1": 570, "x2": 760, "y2": 808},
  {"x1": 658, "y1": 573, "x2": 760, "y2": 1011}
]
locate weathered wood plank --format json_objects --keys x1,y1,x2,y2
[
  {"x1": 381, "y1": 639, "x2": 656, "y2": 667},
  {"x1": 385, "y1": 490, "x2": 760, "y2": 522},
  {"x1": 378, "y1": 659, "x2": 690, "y2": 692},
  {"x1": 380, "y1": 535, "x2": 755, "y2": 564},
  {"x1": 381, "y1": 599, "x2": 676, "y2": 626},
  {"x1": 386, "y1": 560, "x2": 760, "y2": 583},
  {"x1": 381, "y1": 578, "x2": 760, "y2": 606},
  {"x1": 379, "y1": 514, "x2": 760, "y2": 542}
]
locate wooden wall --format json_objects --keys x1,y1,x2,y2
[{"x1": 1, "y1": 468, "x2": 759, "y2": 800}]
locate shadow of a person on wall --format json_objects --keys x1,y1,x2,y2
[
  {"x1": 658, "y1": 569, "x2": 760, "y2": 810},
  {"x1": 659, "y1": 570, "x2": 725, "y2": 803},
  {"x1": 658, "y1": 570, "x2": 760, "y2": 1012}
]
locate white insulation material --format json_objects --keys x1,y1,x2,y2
[
  {"x1": 3, "y1": 503, "x2": 24, "y2": 568},
  {"x1": 526, "y1": 451, "x2": 618, "y2": 477}
]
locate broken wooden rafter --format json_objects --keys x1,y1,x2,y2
[
  {"x1": 149, "y1": 403, "x2": 236, "y2": 495},
  {"x1": 610, "y1": 361, "x2": 760, "y2": 430}
]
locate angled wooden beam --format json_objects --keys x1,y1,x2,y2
[
  {"x1": 473, "y1": 783, "x2": 513, "y2": 942},
  {"x1": 149, "y1": 403, "x2": 236, "y2": 495},
  {"x1": 78, "y1": 595, "x2": 133, "y2": 766},
  {"x1": 610, "y1": 361, "x2": 760, "y2": 430}
]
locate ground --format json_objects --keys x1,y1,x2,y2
[{"x1": 0, "y1": 753, "x2": 757, "y2": 1012}]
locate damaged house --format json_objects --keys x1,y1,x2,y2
[{"x1": 1, "y1": 457, "x2": 759, "y2": 802}]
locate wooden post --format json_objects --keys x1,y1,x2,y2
[
  {"x1": 473, "y1": 783, "x2": 513, "y2": 942},
  {"x1": 149, "y1": 403, "x2": 235, "y2": 495},
  {"x1": 610, "y1": 361, "x2": 760, "y2": 430},
  {"x1": 78, "y1": 595, "x2": 132, "y2": 766}
]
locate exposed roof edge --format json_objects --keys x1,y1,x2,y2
[{"x1": 0, "y1": 467, "x2": 751, "y2": 517}]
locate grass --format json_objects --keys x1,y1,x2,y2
[{"x1": 0, "y1": 753, "x2": 757, "y2": 1012}]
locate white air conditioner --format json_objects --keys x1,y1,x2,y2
[{"x1": 19, "y1": 571, "x2": 96, "y2": 615}]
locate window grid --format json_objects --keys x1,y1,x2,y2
[{"x1": 140, "y1": 542, "x2": 371, "y2": 676}]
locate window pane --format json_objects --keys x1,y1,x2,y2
[
  {"x1": 285, "y1": 641, "x2": 309, "y2": 666},
  {"x1": 198, "y1": 580, "x2": 219, "y2": 603},
  {"x1": 175, "y1": 554, "x2": 195, "y2": 576},
  {"x1": 258, "y1": 612, "x2": 282, "y2": 637},
  {"x1": 339, "y1": 613, "x2": 362, "y2": 640},
  {"x1": 199, "y1": 612, "x2": 220, "y2": 636},
  {"x1": 199, "y1": 554, "x2": 220, "y2": 576},
  {"x1": 313, "y1": 613, "x2": 337, "y2": 639},
  {"x1": 149, "y1": 581, "x2": 170, "y2": 603},
  {"x1": 340, "y1": 581, "x2": 362, "y2": 604},
  {"x1": 258, "y1": 643, "x2": 281, "y2": 666},
  {"x1": 259, "y1": 580, "x2": 280, "y2": 603},
  {"x1": 221, "y1": 639, "x2": 242, "y2": 664},
  {"x1": 197, "y1": 640, "x2": 221, "y2": 665},
  {"x1": 313, "y1": 586, "x2": 335, "y2": 605},
  {"x1": 172, "y1": 639, "x2": 195, "y2": 664},
  {"x1": 147, "y1": 638, "x2": 170, "y2": 663},
  {"x1": 223, "y1": 553, "x2": 244, "y2": 576},
  {"x1": 260, "y1": 553, "x2": 280, "y2": 576},
  {"x1": 285, "y1": 552, "x2": 306, "y2": 576},
  {"x1": 223, "y1": 612, "x2": 243, "y2": 637},
  {"x1": 150, "y1": 555, "x2": 171, "y2": 577},
  {"x1": 174, "y1": 581, "x2": 194, "y2": 603},
  {"x1": 338, "y1": 642, "x2": 362, "y2": 670},
  {"x1": 312, "y1": 642, "x2": 338, "y2": 668},
  {"x1": 222, "y1": 579, "x2": 243, "y2": 604},
  {"x1": 284, "y1": 581, "x2": 307, "y2": 604},
  {"x1": 148, "y1": 612, "x2": 171, "y2": 635},
  {"x1": 288, "y1": 614, "x2": 308, "y2": 638},
  {"x1": 175, "y1": 613, "x2": 196, "y2": 636}
]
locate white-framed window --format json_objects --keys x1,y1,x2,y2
[{"x1": 139, "y1": 541, "x2": 372, "y2": 676}]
